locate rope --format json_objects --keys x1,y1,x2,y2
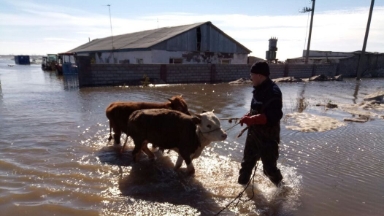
[
  {"x1": 214, "y1": 161, "x2": 259, "y2": 215},
  {"x1": 220, "y1": 117, "x2": 242, "y2": 133},
  {"x1": 224, "y1": 122, "x2": 240, "y2": 132}
]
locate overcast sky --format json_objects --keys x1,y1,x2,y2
[{"x1": 0, "y1": 0, "x2": 383, "y2": 60}]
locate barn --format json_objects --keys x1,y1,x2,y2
[{"x1": 68, "y1": 21, "x2": 251, "y2": 65}]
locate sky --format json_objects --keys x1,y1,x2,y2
[{"x1": 0, "y1": 0, "x2": 383, "y2": 61}]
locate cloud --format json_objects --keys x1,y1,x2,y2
[{"x1": 1, "y1": 1, "x2": 383, "y2": 60}]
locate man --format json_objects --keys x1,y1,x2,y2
[{"x1": 238, "y1": 62, "x2": 283, "y2": 187}]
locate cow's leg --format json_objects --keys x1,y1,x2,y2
[
  {"x1": 179, "y1": 151, "x2": 195, "y2": 175},
  {"x1": 141, "y1": 141, "x2": 155, "y2": 160},
  {"x1": 120, "y1": 135, "x2": 129, "y2": 153},
  {"x1": 113, "y1": 127, "x2": 122, "y2": 145},
  {"x1": 174, "y1": 155, "x2": 184, "y2": 170},
  {"x1": 108, "y1": 121, "x2": 113, "y2": 142},
  {"x1": 132, "y1": 139, "x2": 144, "y2": 162}
]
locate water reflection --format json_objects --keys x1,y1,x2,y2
[
  {"x1": 295, "y1": 83, "x2": 308, "y2": 113},
  {"x1": 63, "y1": 74, "x2": 79, "y2": 91},
  {"x1": 0, "y1": 79, "x2": 2, "y2": 102},
  {"x1": 353, "y1": 80, "x2": 361, "y2": 104}
]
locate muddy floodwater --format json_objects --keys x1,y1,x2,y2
[{"x1": 1, "y1": 58, "x2": 383, "y2": 216}]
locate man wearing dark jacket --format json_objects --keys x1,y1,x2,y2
[{"x1": 238, "y1": 62, "x2": 283, "y2": 187}]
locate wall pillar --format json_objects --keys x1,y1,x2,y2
[
  {"x1": 311, "y1": 64, "x2": 316, "y2": 76},
  {"x1": 283, "y1": 64, "x2": 289, "y2": 77},
  {"x1": 210, "y1": 64, "x2": 217, "y2": 83},
  {"x1": 160, "y1": 64, "x2": 167, "y2": 83},
  {"x1": 77, "y1": 56, "x2": 91, "y2": 87}
]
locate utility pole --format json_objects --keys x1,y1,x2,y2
[
  {"x1": 356, "y1": 0, "x2": 375, "y2": 79},
  {"x1": 301, "y1": 0, "x2": 316, "y2": 64}
]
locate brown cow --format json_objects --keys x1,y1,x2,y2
[
  {"x1": 128, "y1": 109, "x2": 227, "y2": 175},
  {"x1": 105, "y1": 95, "x2": 190, "y2": 149}
]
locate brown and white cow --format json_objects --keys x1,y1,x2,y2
[
  {"x1": 127, "y1": 109, "x2": 227, "y2": 175},
  {"x1": 105, "y1": 95, "x2": 190, "y2": 153}
]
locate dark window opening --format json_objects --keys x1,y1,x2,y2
[{"x1": 196, "y1": 27, "x2": 201, "y2": 51}]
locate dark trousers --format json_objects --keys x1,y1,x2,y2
[{"x1": 239, "y1": 128, "x2": 283, "y2": 186}]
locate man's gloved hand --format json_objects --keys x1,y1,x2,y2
[
  {"x1": 241, "y1": 112, "x2": 250, "y2": 119},
  {"x1": 239, "y1": 114, "x2": 267, "y2": 126}
]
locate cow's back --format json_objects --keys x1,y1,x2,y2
[
  {"x1": 106, "y1": 102, "x2": 172, "y2": 134},
  {"x1": 128, "y1": 109, "x2": 200, "y2": 151}
]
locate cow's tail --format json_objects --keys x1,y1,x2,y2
[{"x1": 108, "y1": 121, "x2": 112, "y2": 142}]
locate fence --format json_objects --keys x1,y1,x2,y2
[{"x1": 76, "y1": 55, "x2": 384, "y2": 87}]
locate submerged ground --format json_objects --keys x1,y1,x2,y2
[{"x1": 1, "y1": 58, "x2": 383, "y2": 215}]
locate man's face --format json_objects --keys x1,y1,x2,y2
[{"x1": 250, "y1": 73, "x2": 261, "y2": 86}]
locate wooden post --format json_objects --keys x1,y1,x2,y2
[
  {"x1": 305, "y1": 0, "x2": 316, "y2": 64},
  {"x1": 356, "y1": 0, "x2": 375, "y2": 79}
]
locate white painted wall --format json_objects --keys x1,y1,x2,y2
[
  {"x1": 232, "y1": 54, "x2": 248, "y2": 64},
  {"x1": 95, "y1": 51, "x2": 152, "y2": 64},
  {"x1": 94, "y1": 50, "x2": 248, "y2": 64}
]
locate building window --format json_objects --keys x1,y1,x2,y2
[
  {"x1": 169, "y1": 58, "x2": 183, "y2": 64},
  {"x1": 136, "y1": 58, "x2": 143, "y2": 64},
  {"x1": 221, "y1": 59, "x2": 231, "y2": 64}
]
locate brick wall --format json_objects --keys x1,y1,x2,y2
[
  {"x1": 77, "y1": 55, "x2": 383, "y2": 87},
  {"x1": 90, "y1": 64, "x2": 161, "y2": 86},
  {"x1": 338, "y1": 56, "x2": 359, "y2": 77},
  {"x1": 167, "y1": 64, "x2": 211, "y2": 83},
  {"x1": 314, "y1": 64, "x2": 338, "y2": 77},
  {"x1": 215, "y1": 64, "x2": 249, "y2": 82},
  {"x1": 269, "y1": 64, "x2": 285, "y2": 78}
]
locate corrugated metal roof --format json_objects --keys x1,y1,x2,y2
[
  {"x1": 68, "y1": 21, "x2": 251, "y2": 53},
  {"x1": 68, "y1": 22, "x2": 207, "y2": 53}
]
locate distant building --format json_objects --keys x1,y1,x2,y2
[
  {"x1": 67, "y1": 21, "x2": 251, "y2": 64},
  {"x1": 247, "y1": 56, "x2": 265, "y2": 65},
  {"x1": 14, "y1": 55, "x2": 30, "y2": 65},
  {"x1": 286, "y1": 50, "x2": 356, "y2": 64}
]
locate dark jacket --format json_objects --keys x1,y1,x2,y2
[{"x1": 249, "y1": 78, "x2": 283, "y2": 143}]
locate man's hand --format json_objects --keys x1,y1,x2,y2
[{"x1": 239, "y1": 114, "x2": 267, "y2": 126}]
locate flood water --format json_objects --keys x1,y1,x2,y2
[{"x1": 1, "y1": 58, "x2": 383, "y2": 216}]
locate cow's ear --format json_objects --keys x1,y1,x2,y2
[
  {"x1": 192, "y1": 115, "x2": 201, "y2": 124},
  {"x1": 168, "y1": 98, "x2": 173, "y2": 102}
]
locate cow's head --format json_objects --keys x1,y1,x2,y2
[
  {"x1": 194, "y1": 111, "x2": 227, "y2": 144},
  {"x1": 168, "y1": 95, "x2": 190, "y2": 115}
]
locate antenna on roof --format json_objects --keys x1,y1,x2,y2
[{"x1": 104, "y1": 4, "x2": 115, "y2": 63}]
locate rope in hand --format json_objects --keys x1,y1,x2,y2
[
  {"x1": 214, "y1": 161, "x2": 259, "y2": 216},
  {"x1": 220, "y1": 117, "x2": 248, "y2": 137},
  {"x1": 215, "y1": 117, "x2": 266, "y2": 215}
]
